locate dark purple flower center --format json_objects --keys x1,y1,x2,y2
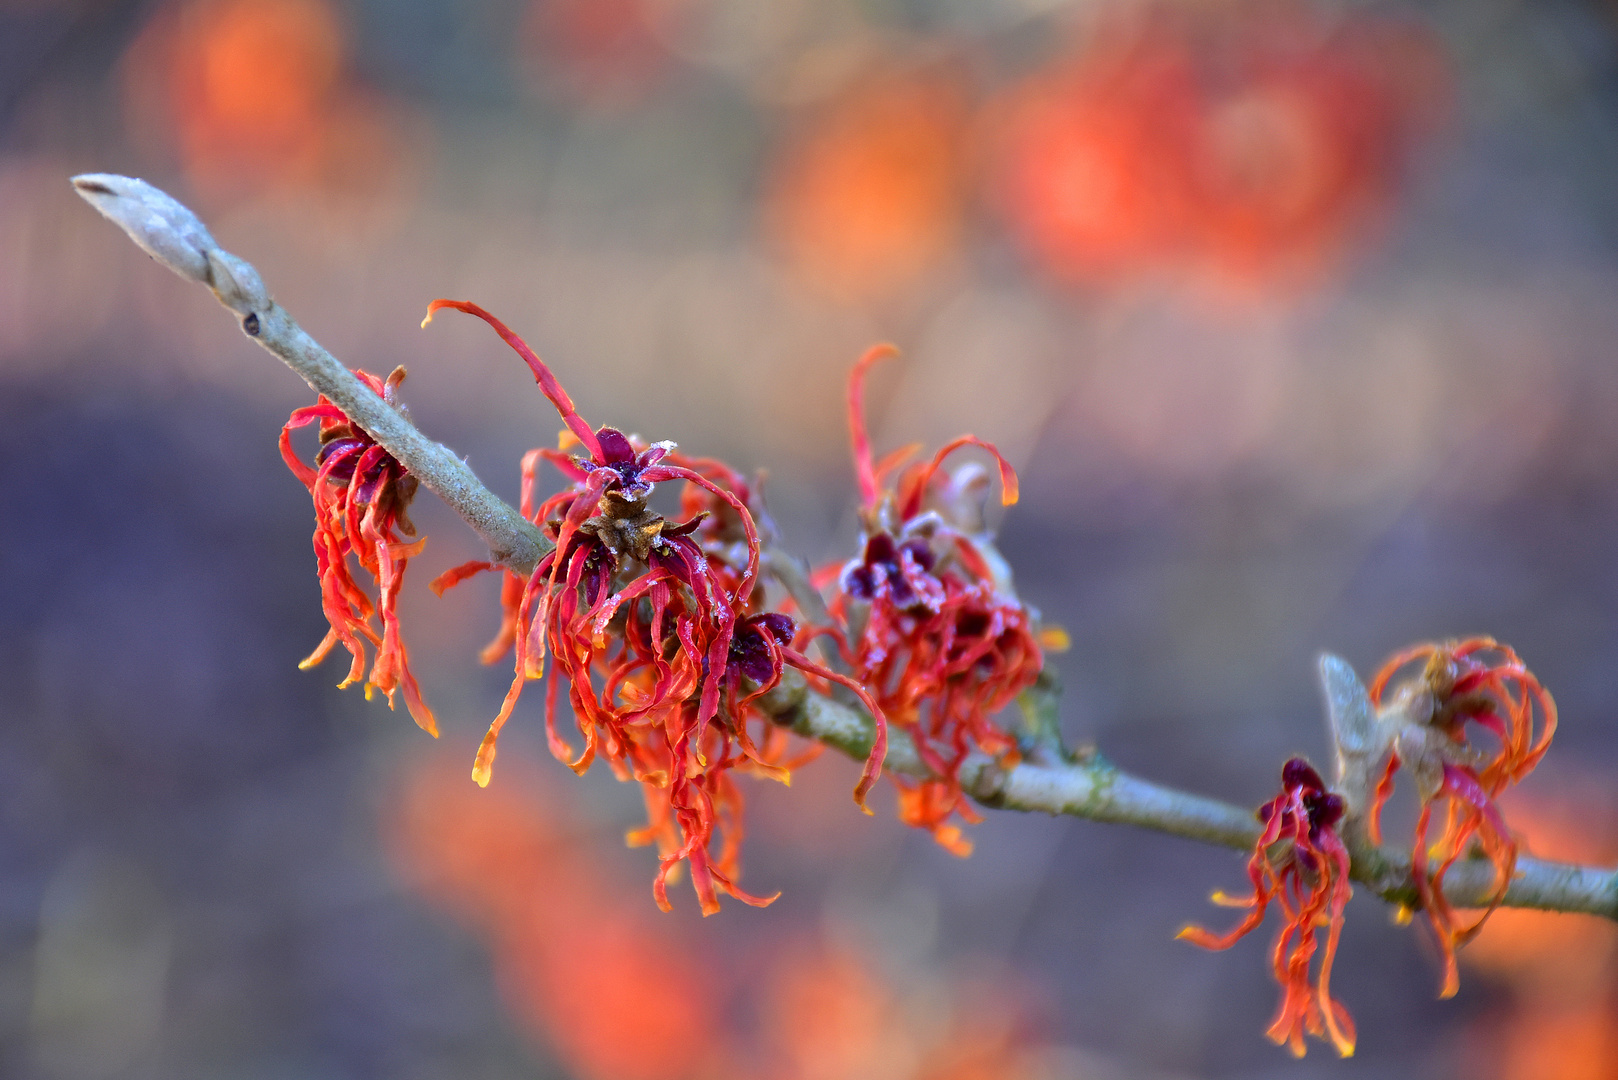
[
  {"x1": 1260, "y1": 758, "x2": 1346, "y2": 840},
  {"x1": 728, "y1": 612, "x2": 796, "y2": 686},
  {"x1": 316, "y1": 435, "x2": 369, "y2": 480},
  {"x1": 840, "y1": 532, "x2": 942, "y2": 611},
  {"x1": 316, "y1": 434, "x2": 406, "y2": 509},
  {"x1": 1281, "y1": 757, "x2": 1325, "y2": 793},
  {"x1": 576, "y1": 426, "x2": 671, "y2": 500},
  {"x1": 1302, "y1": 790, "x2": 1346, "y2": 834}
]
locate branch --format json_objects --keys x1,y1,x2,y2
[
  {"x1": 70, "y1": 174, "x2": 549, "y2": 577},
  {"x1": 761, "y1": 673, "x2": 1618, "y2": 918},
  {"x1": 74, "y1": 173, "x2": 1618, "y2": 923}
]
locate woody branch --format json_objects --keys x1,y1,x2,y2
[{"x1": 73, "y1": 172, "x2": 1618, "y2": 923}]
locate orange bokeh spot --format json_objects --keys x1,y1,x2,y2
[
  {"x1": 1496, "y1": 1008, "x2": 1618, "y2": 1080},
  {"x1": 764, "y1": 71, "x2": 971, "y2": 301},
  {"x1": 385, "y1": 753, "x2": 581, "y2": 930},
  {"x1": 190, "y1": 0, "x2": 342, "y2": 139},
  {"x1": 1181, "y1": 15, "x2": 1447, "y2": 289},
  {"x1": 757, "y1": 945, "x2": 1049, "y2": 1080},
  {"x1": 385, "y1": 753, "x2": 720, "y2": 1080},
  {"x1": 988, "y1": 3, "x2": 1448, "y2": 294},
  {"x1": 523, "y1": 0, "x2": 676, "y2": 106},
  {"x1": 989, "y1": 29, "x2": 1198, "y2": 284},
  {"x1": 389, "y1": 753, "x2": 1058, "y2": 1080},
  {"x1": 1189, "y1": 82, "x2": 1353, "y2": 277},
  {"x1": 1462, "y1": 785, "x2": 1618, "y2": 991},
  {"x1": 122, "y1": 0, "x2": 407, "y2": 202},
  {"x1": 914, "y1": 1016, "x2": 1042, "y2": 1080},
  {"x1": 764, "y1": 947, "x2": 896, "y2": 1078},
  {"x1": 499, "y1": 915, "x2": 716, "y2": 1080}
]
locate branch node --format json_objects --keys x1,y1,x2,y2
[
  {"x1": 968, "y1": 762, "x2": 1011, "y2": 808},
  {"x1": 205, "y1": 247, "x2": 269, "y2": 315}
]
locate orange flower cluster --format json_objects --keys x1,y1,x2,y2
[
  {"x1": 1367, "y1": 637, "x2": 1557, "y2": 997},
  {"x1": 280, "y1": 365, "x2": 437, "y2": 736},
  {"x1": 425, "y1": 300, "x2": 887, "y2": 913},
  {"x1": 1180, "y1": 758, "x2": 1355, "y2": 1058},
  {"x1": 820, "y1": 345, "x2": 1051, "y2": 855}
]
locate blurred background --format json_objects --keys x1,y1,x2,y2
[{"x1": 4, "y1": 0, "x2": 1618, "y2": 1076}]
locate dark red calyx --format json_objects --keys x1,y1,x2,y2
[
  {"x1": 728, "y1": 612, "x2": 797, "y2": 686},
  {"x1": 576, "y1": 427, "x2": 674, "y2": 500},
  {"x1": 840, "y1": 532, "x2": 941, "y2": 610}
]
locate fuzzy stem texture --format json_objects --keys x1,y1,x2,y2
[{"x1": 75, "y1": 172, "x2": 1618, "y2": 924}]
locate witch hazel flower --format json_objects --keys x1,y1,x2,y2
[
  {"x1": 280, "y1": 366, "x2": 437, "y2": 736},
  {"x1": 822, "y1": 345, "x2": 1059, "y2": 856},
  {"x1": 1366, "y1": 638, "x2": 1555, "y2": 997},
  {"x1": 424, "y1": 300, "x2": 886, "y2": 913},
  {"x1": 1180, "y1": 758, "x2": 1356, "y2": 1058}
]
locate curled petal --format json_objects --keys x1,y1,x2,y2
[
  {"x1": 429, "y1": 560, "x2": 499, "y2": 597},
  {"x1": 897, "y1": 434, "x2": 1020, "y2": 520},
  {"x1": 846, "y1": 343, "x2": 902, "y2": 508},
  {"x1": 423, "y1": 299, "x2": 603, "y2": 462},
  {"x1": 781, "y1": 646, "x2": 888, "y2": 813}
]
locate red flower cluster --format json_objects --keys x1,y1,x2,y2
[
  {"x1": 425, "y1": 300, "x2": 886, "y2": 914},
  {"x1": 280, "y1": 365, "x2": 437, "y2": 736},
  {"x1": 1180, "y1": 758, "x2": 1355, "y2": 1058},
  {"x1": 821, "y1": 345, "x2": 1052, "y2": 855},
  {"x1": 1367, "y1": 638, "x2": 1557, "y2": 997}
]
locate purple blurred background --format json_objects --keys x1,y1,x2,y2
[{"x1": 4, "y1": 0, "x2": 1618, "y2": 1077}]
